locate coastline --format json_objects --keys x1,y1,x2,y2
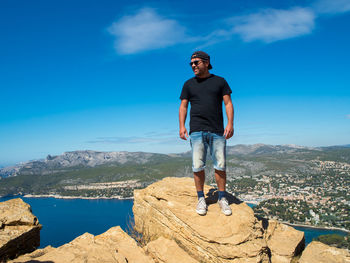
[
  {"x1": 242, "y1": 200, "x2": 260, "y2": 205},
  {"x1": 243, "y1": 201, "x2": 349, "y2": 234},
  {"x1": 283, "y1": 222, "x2": 350, "y2": 234},
  {"x1": 6, "y1": 194, "x2": 134, "y2": 200}
]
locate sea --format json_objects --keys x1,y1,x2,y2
[{"x1": 0, "y1": 196, "x2": 348, "y2": 248}]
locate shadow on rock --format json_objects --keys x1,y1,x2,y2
[
  {"x1": 256, "y1": 216, "x2": 269, "y2": 230},
  {"x1": 205, "y1": 188, "x2": 243, "y2": 205}
]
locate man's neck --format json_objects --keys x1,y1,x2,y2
[{"x1": 196, "y1": 72, "x2": 211, "y2": 79}]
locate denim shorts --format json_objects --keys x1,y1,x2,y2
[{"x1": 190, "y1": 131, "x2": 226, "y2": 172}]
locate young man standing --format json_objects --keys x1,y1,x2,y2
[{"x1": 179, "y1": 51, "x2": 234, "y2": 216}]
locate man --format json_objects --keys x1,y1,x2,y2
[{"x1": 179, "y1": 51, "x2": 234, "y2": 216}]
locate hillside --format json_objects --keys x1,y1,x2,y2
[{"x1": 0, "y1": 144, "x2": 349, "y2": 230}]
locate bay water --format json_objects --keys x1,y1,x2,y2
[{"x1": 0, "y1": 197, "x2": 133, "y2": 248}]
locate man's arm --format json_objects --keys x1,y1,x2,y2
[
  {"x1": 179, "y1": 99, "x2": 189, "y2": 140},
  {"x1": 223, "y1": 94, "x2": 234, "y2": 139}
]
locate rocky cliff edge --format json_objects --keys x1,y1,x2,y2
[
  {"x1": 3, "y1": 177, "x2": 350, "y2": 263},
  {"x1": 0, "y1": 198, "x2": 41, "y2": 261}
]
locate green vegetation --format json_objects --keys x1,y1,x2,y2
[
  {"x1": 253, "y1": 198, "x2": 311, "y2": 224},
  {"x1": 228, "y1": 178, "x2": 257, "y2": 195},
  {"x1": 313, "y1": 234, "x2": 350, "y2": 250},
  {"x1": 0, "y1": 158, "x2": 192, "y2": 197}
]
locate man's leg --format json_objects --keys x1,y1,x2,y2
[
  {"x1": 210, "y1": 133, "x2": 227, "y2": 193},
  {"x1": 215, "y1": 169, "x2": 227, "y2": 201},
  {"x1": 190, "y1": 132, "x2": 208, "y2": 215},
  {"x1": 214, "y1": 169, "x2": 226, "y2": 191},
  {"x1": 194, "y1": 170, "x2": 206, "y2": 215},
  {"x1": 194, "y1": 170, "x2": 205, "y2": 192},
  {"x1": 211, "y1": 133, "x2": 231, "y2": 215},
  {"x1": 216, "y1": 169, "x2": 231, "y2": 216},
  {"x1": 191, "y1": 132, "x2": 207, "y2": 196}
]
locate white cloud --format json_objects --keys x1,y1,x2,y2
[
  {"x1": 313, "y1": 0, "x2": 350, "y2": 15},
  {"x1": 107, "y1": 2, "x2": 347, "y2": 54},
  {"x1": 194, "y1": 29, "x2": 233, "y2": 49},
  {"x1": 231, "y1": 8, "x2": 315, "y2": 43},
  {"x1": 108, "y1": 8, "x2": 187, "y2": 54}
]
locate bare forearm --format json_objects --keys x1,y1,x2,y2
[
  {"x1": 179, "y1": 106, "x2": 187, "y2": 128},
  {"x1": 179, "y1": 100, "x2": 189, "y2": 140},
  {"x1": 222, "y1": 95, "x2": 234, "y2": 139},
  {"x1": 225, "y1": 102, "x2": 234, "y2": 126}
]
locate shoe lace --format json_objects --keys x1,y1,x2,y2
[
  {"x1": 220, "y1": 198, "x2": 229, "y2": 206},
  {"x1": 198, "y1": 198, "x2": 206, "y2": 207}
]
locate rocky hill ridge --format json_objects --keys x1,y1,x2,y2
[
  {"x1": 0, "y1": 150, "x2": 164, "y2": 178},
  {"x1": 0, "y1": 144, "x2": 323, "y2": 178}
]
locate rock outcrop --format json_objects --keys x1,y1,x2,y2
[
  {"x1": 0, "y1": 198, "x2": 41, "y2": 261},
  {"x1": 298, "y1": 241, "x2": 350, "y2": 263},
  {"x1": 133, "y1": 177, "x2": 305, "y2": 263},
  {"x1": 145, "y1": 236, "x2": 199, "y2": 263},
  {"x1": 10, "y1": 226, "x2": 155, "y2": 263},
  {"x1": 265, "y1": 220, "x2": 305, "y2": 263}
]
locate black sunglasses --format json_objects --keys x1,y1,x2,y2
[{"x1": 189, "y1": 60, "x2": 203, "y2": 67}]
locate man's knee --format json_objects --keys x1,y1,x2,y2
[
  {"x1": 194, "y1": 170, "x2": 205, "y2": 177},
  {"x1": 215, "y1": 169, "x2": 226, "y2": 177}
]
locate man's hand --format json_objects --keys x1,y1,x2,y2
[
  {"x1": 224, "y1": 124, "x2": 234, "y2": 139},
  {"x1": 179, "y1": 99, "x2": 189, "y2": 140},
  {"x1": 223, "y1": 94, "x2": 234, "y2": 139},
  {"x1": 179, "y1": 127, "x2": 189, "y2": 140}
]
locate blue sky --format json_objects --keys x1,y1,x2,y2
[{"x1": 1, "y1": 0, "x2": 349, "y2": 166}]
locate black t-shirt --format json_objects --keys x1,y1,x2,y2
[{"x1": 180, "y1": 74, "x2": 232, "y2": 134}]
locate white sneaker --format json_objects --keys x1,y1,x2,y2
[
  {"x1": 218, "y1": 197, "x2": 232, "y2": 216},
  {"x1": 196, "y1": 197, "x2": 207, "y2": 216}
]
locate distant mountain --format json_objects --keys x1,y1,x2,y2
[
  {"x1": 0, "y1": 150, "x2": 174, "y2": 178},
  {"x1": 0, "y1": 143, "x2": 339, "y2": 179},
  {"x1": 177, "y1": 143, "x2": 319, "y2": 158},
  {"x1": 226, "y1": 144, "x2": 318, "y2": 155},
  {"x1": 321, "y1": 144, "x2": 350, "y2": 149}
]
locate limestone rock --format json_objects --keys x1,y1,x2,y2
[
  {"x1": 145, "y1": 236, "x2": 199, "y2": 263},
  {"x1": 265, "y1": 220, "x2": 305, "y2": 263},
  {"x1": 298, "y1": 241, "x2": 350, "y2": 263},
  {"x1": 133, "y1": 177, "x2": 304, "y2": 262},
  {"x1": 0, "y1": 198, "x2": 41, "y2": 261},
  {"x1": 11, "y1": 226, "x2": 154, "y2": 263}
]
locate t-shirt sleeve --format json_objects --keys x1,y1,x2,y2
[
  {"x1": 222, "y1": 78, "x2": 232, "y2": 96},
  {"x1": 180, "y1": 82, "x2": 190, "y2": 100}
]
